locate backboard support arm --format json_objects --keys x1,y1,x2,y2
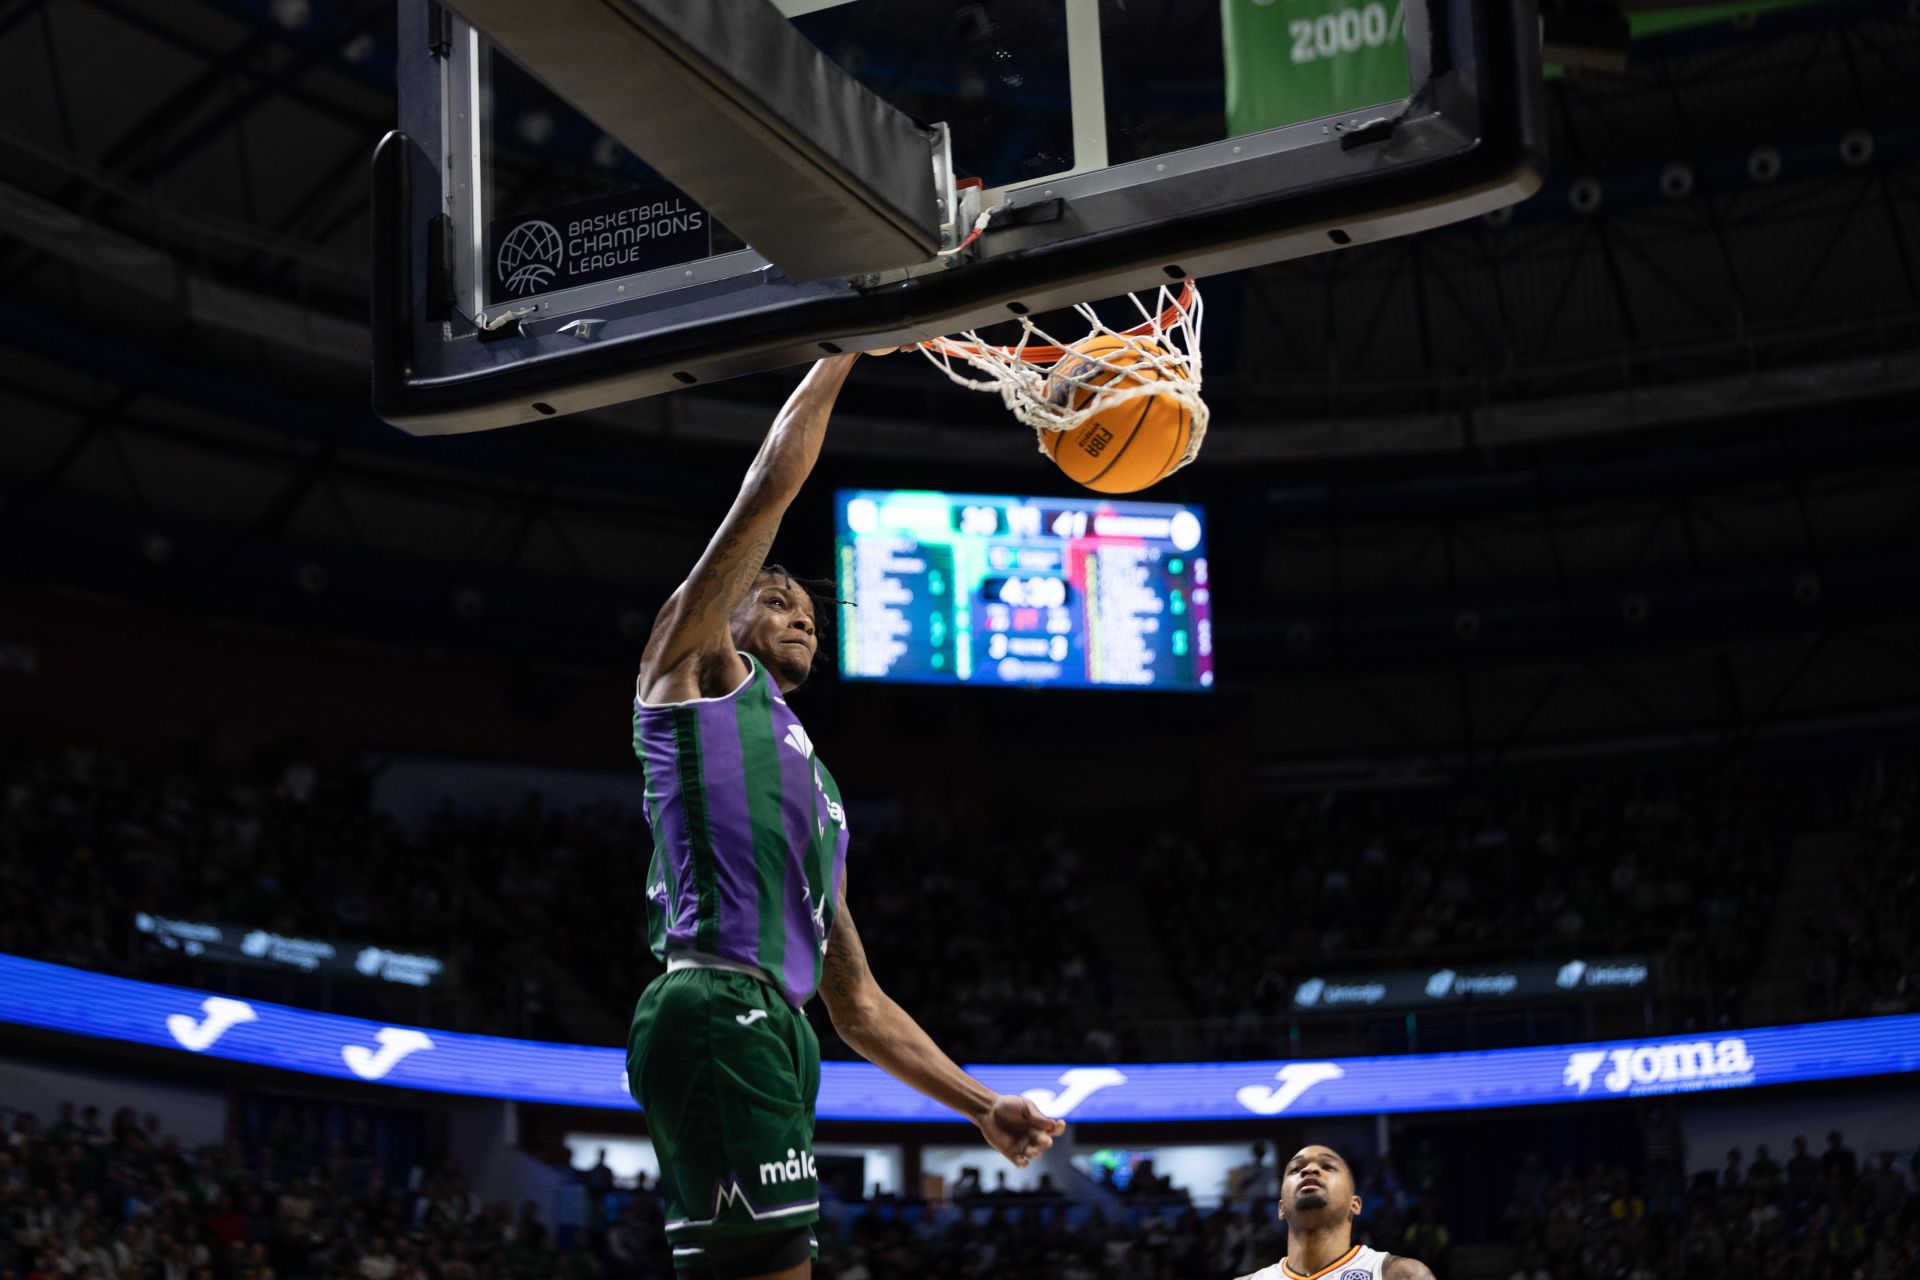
[{"x1": 441, "y1": 0, "x2": 946, "y2": 282}]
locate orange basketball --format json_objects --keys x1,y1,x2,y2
[{"x1": 1040, "y1": 335, "x2": 1194, "y2": 494}]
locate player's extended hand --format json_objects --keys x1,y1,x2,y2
[{"x1": 975, "y1": 1094, "x2": 1066, "y2": 1168}]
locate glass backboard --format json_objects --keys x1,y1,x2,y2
[{"x1": 374, "y1": 0, "x2": 1542, "y2": 433}]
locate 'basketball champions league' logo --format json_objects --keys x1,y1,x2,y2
[
  {"x1": 497, "y1": 220, "x2": 563, "y2": 296},
  {"x1": 487, "y1": 182, "x2": 711, "y2": 304}
]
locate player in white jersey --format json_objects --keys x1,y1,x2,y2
[{"x1": 1237, "y1": 1145, "x2": 1437, "y2": 1280}]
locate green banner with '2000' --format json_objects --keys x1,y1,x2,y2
[{"x1": 1224, "y1": 0, "x2": 1412, "y2": 136}]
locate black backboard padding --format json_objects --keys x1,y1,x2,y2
[{"x1": 445, "y1": 0, "x2": 941, "y2": 281}]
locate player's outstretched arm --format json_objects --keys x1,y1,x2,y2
[
  {"x1": 639, "y1": 355, "x2": 858, "y2": 698},
  {"x1": 819, "y1": 888, "x2": 1065, "y2": 1167},
  {"x1": 1383, "y1": 1257, "x2": 1437, "y2": 1280}
]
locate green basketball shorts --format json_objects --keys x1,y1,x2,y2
[{"x1": 627, "y1": 966, "x2": 823, "y2": 1269}]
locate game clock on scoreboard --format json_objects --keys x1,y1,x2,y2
[{"x1": 834, "y1": 490, "x2": 1213, "y2": 692}]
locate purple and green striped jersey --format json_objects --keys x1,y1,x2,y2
[{"x1": 632, "y1": 653, "x2": 849, "y2": 1006}]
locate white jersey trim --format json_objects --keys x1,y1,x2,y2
[
  {"x1": 1242, "y1": 1243, "x2": 1389, "y2": 1280},
  {"x1": 636, "y1": 652, "x2": 760, "y2": 708}
]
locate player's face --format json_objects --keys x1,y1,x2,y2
[
  {"x1": 1279, "y1": 1147, "x2": 1360, "y2": 1227},
  {"x1": 733, "y1": 575, "x2": 817, "y2": 692}
]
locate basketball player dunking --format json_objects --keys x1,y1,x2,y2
[
  {"x1": 628, "y1": 354, "x2": 1065, "y2": 1280},
  {"x1": 1239, "y1": 1146, "x2": 1438, "y2": 1280}
]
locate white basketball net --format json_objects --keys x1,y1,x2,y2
[{"x1": 917, "y1": 283, "x2": 1208, "y2": 472}]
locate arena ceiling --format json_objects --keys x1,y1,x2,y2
[
  {"x1": 0, "y1": 0, "x2": 1915, "y2": 445},
  {"x1": 3, "y1": 0, "x2": 1920, "y2": 757}
]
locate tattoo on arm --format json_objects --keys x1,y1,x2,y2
[
  {"x1": 680, "y1": 521, "x2": 774, "y2": 621},
  {"x1": 642, "y1": 358, "x2": 854, "y2": 677},
  {"x1": 639, "y1": 519, "x2": 773, "y2": 680},
  {"x1": 820, "y1": 896, "x2": 872, "y2": 1010},
  {"x1": 1384, "y1": 1257, "x2": 1436, "y2": 1280}
]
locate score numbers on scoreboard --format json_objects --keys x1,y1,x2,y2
[{"x1": 835, "y1": 490, "x2": 1213, "y2": 691}]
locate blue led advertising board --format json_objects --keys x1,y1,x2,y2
[{"x1": 3, "y1": 955, "x2": 1916, "y2": 1122}]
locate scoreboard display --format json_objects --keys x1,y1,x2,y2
[{"x1": 834, "y1": 490, "x2": 1213, "y2": 691}]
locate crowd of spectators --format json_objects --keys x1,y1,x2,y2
[
  {"x1": 0, "y1": 1091, "x2": 1327, "y2": 1280},
  {"x1": 1797, "y1": 756, "x2": 1920, "y2": 1019},
  {"x1": 1145, "y1": 771, "x2": 1803, "y2": 1053},
  {"x1": 810, "y1": 816, "x2": 1118, "y2": 1063},
  {"x1": 0, "y1": 747, "x2": 556, "y2": 1039},
  {"x1": 796, "y1": 1132, "x2": 1501, "y2": 1280},
  {"x1": 403, "y1": 795, "x2": 1123, "y2": 1063},
  {"x1": 9, "y1": 1092, "x2": 1920, "y2": 1280},
  {"x1": 0, "y1": 745, "x2": 1117, "y2": 1062},
  {"x1": 0, "y1": 1099, "x2": 622, "y2": 1280},
  {"x1": 816, "y1": 1138, "x2": 1473, "y2": 1280},
  {"x1": 1502, "y1": 1130, "x2": 1920, "y2": 1280},
  {"x1": 10, "y1": 742, "x2": 1920, "y2": 1062}
]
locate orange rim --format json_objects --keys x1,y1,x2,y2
[{"x1": 920, "y1": 281, "x2": 1198, "y2": 366}]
